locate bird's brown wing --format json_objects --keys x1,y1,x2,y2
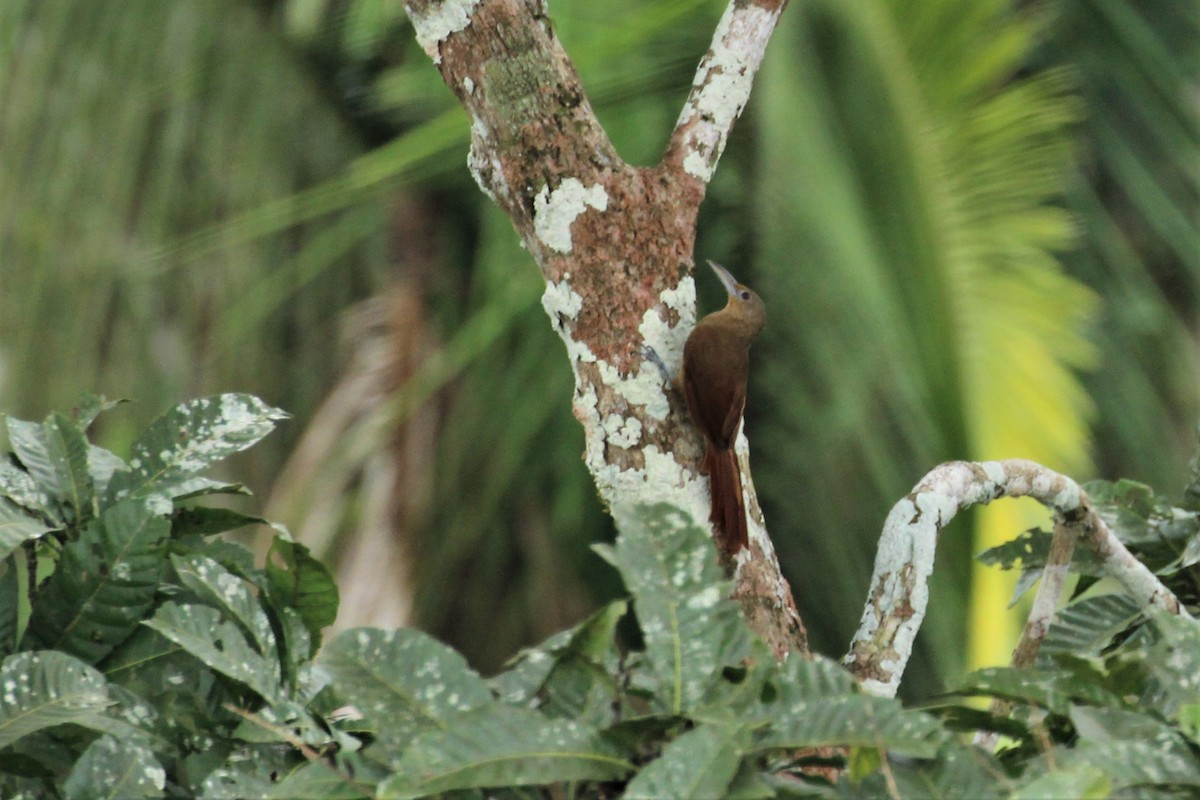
[{"x1": 682, "y1": 325, "x2": 748, "y2": 450}]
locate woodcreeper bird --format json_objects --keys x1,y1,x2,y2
[{"x1": 680, "y1": 260, "x2": 765, "y2": 554}]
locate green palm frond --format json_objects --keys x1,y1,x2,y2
[
  {"x1": 747, "y1": 0, "x2": 1096, "y2": 696},
  {"x1": 1046, "y1": 0, "x2": 1200, "y2": 487},
  {"x1": 0, "y1": 0, "x2": 379, "y2": 457}
]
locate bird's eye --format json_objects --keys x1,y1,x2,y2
[{"x1": 740, "y1": 290, "x2": 751, "y2": 301}]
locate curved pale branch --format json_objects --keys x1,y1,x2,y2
[{"x1": 844, "y1": 459, "x2": 1187, "y2": 698}]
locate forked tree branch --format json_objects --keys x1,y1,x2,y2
[
  {"x1": 403, "y1": 0, "x2": 804, "y2": 656},
  {"x1": 844, "y1": 459, "x2": 1188, "y2": 699}
]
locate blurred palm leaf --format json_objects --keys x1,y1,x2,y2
[
  {"x1": 747, "y1": 0, "x2": 1096, "y2": 697},
  {"x1": 0, "y1": 0, "x2": 382, "y2": 462},
  {"x1": 1044, "y1": 0, "x2": 1200, "y2": 487}
]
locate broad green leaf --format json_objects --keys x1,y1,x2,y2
[
  {"x1": 0, "y1": 497, "x2": 55, "y2": 560},
  {"x1": 143, "y1": 601, "x2": 282, "y2": 702},
  {"x1": 265, "y1": 761, "x2": 372, "y2": 799},
  {"x1": 43, "y1": 412, "x2": 93, "y2": 522},
  {"x1": 756, "y1": 694, "x2": 946, "y2": 758},
  {"x1": 22, "y1": 497, "x2": 170, "y2": 663},
  {"x1": 1181, "y1": 703, "x2": 1200, "y2": 745},
  {"x1": 977, "y1": 527, "x2": 1054, "y2": 570},
  {"x1": 170, "y1": 506, "x2": 268, "y2": 537},
  {"x1": 62, "y1": 733, "x2": 165, "y2": 800},
  {"x1": 951, "y1": 665, "x2": 1123, "y2": 716},
  {"x1": 170, "y1": 478, "x2": 253, "y2": 501},
  {"x1": 1146, "y1": 612, "x2": 1200, "y2": 710},
  {"x1": 1012, "y1": 764, "x2": 1110, "y2": 800},
  {"x1": 171, "y1": 553, "x2": 278, "y2": 657},
  {"x1": 183, "y1": 538, "x2": 259, "y2": 579},
  {"x1": 888, "y1": 740, "x2": 1007, "y2": 800},
  {"x1": 73, "y1": 683, "x2": 163, "y2": 750},
  {"x1": 0, "y1": 651, "x2": 110, "y2": 750},
  {"x1": 0, "y1": 563, "x2": 16, "y2": 656},
  {"x1": 69, "y1": 394, "x2": 126, "y2": 431},
  {"x1": 317, "y1": 627, "x2": 492, "y2": 761},
  {"x1": 265, "y1": 538, "x2": 339, "y2": 641},
  {"x1": 99, "y1": 627, "x2": 230, "y2": 747},
  {"x1": 100, "y1": 626, "x2": 185, "y2": 687},
  {"x1": 0, "y1": 460, "x2": 53, "y2": 518},
  {"x1": 1039, "y1": 593, "x2": 1143, "y2": 662},
  {"x1": 5, "y1": 417, "x2": 58, "y2": 497},
  {"x1": 1066, "y1": 706, "x2": 1200, "y2": 789},
  {"x1": 379, "y1": 704, "x2": 633, "y2": 799},
  {"x1": 269, "y1": 604, "x2": 315, "y2": 687},
  {"x1": 1084, "y1": 479, "x2": 1200, "y2": 565},
  {"x1": 601, "y1": 502, "x2": 752, "y2": 714},
  {"x1": 198, "y1": 745, "x2": 310, "y2": 800},
  {"x1": 488, "y1": 627, "x2": 575, "y2": 707},
  {"x1": 488, "y1": 599, "x2": 626, "y2": 721},
  {"x1": 107, "y1": 394, "x2": 287, "y2": 501},
  {"x1": 773, "y1": 655, "x2": 858, "y2": 703},
  {"x1": 623, "y1": 722, "x2": 748, "y2": 799},
  {"x1": 87, "y1": 445, "x2": 129, "y2": 498},
  {"x1": 231, "y1": 698, "x2": 329, "y2": 747}
]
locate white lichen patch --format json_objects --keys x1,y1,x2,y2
[
  {"x1": 601, "y1": 446, "x2": 711, "y2": 536},
  {"x1": 676, "y1": 3, "x2": 780, "y2": 181},
  {"x1": 406, "y1": 0, "x2": 483, "y2": 65},
  {"x1": 533, "y1": 178, "x2": 609, "y2": 254},
  {"x1": 144, "y1": 764, "x2": 167, "y2": 790},
  {"x1": 540, "y1": 276, "x2": 585, "y2": 326},
  {"x1": 1049, "y1": 481, "x2": 1082, "y2": 512},
  {"x1": 602, "y1": 414, "x2": 642, "y2": 449},
  {"x1": 467, "y1": 113, "x2": 509, "y2": 204},
  {"x1": 640, "y1": 277, "x2": 695, "y2": 350},
  {"x1": 536, "y1": 268, "x2": 714, "y2": 541},
  {"x1": 597, "y1": 358, "x2": 672, "y2": 423},
  {"x1": 682, "y1": 150, "x2": 712, "y2": 181}
]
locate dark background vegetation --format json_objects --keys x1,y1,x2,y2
[{"x1": 2, "y1": 0, "x2": 1197, "y2": 700}]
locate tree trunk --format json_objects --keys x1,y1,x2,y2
[{"x1": 404, "y1": 0, "x2": 808, "y2": 657}]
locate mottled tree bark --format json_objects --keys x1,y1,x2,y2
[{"x1": 403, "y1": 0, "x2": 807, "y2": 658}]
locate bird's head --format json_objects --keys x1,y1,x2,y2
[{"x1": 707, "y1": 260, "x2": 765, "y2": 339}]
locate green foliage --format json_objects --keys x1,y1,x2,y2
[
  {"x1": 3, "y1": 393, "x2": 1200, "y2": 798},
  {"x1": 0, "y1": 395, "x2": 337, "y2": 798},
  {"x1": 979, "y1": 467, "x2": 1200, "y2": 619}
]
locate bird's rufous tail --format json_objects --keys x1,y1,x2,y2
[{"x1": 703, "y1": 444, "x2": 748, "y2": 554}]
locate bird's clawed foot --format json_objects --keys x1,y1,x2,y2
[{"x1": 641, "y1": 344, "x2": 673, "y2": 386}]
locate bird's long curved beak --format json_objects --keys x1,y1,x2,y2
[{"x1": 707, "y1": 260, "x2": 740, "y2": 297}]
